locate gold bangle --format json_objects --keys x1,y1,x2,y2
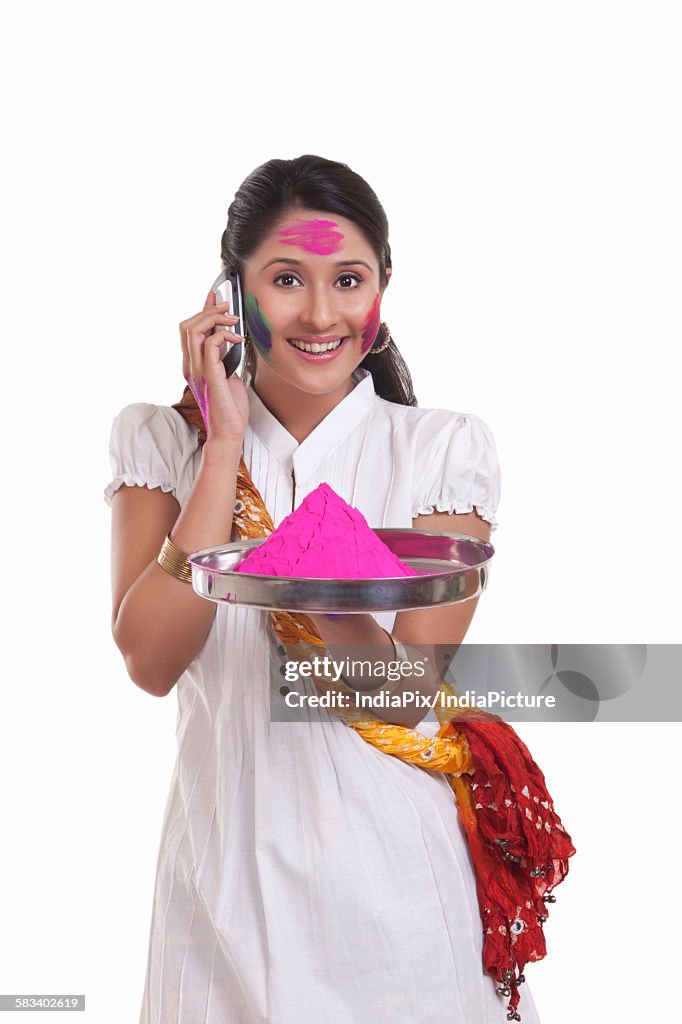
[
  {"x1": 338, "y1": 630, "x2": 409, "y2": 696},
  {"x1": 157, "y1": 533, "x2": 193, "y2": 584},
  {"x1": 386, "y1": 630, "x2": 410, "y2": 666}
]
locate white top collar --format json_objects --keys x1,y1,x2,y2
[{"x1": 245, "y1": 367, "x2": 377, "y2": 482}]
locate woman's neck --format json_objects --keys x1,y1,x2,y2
[{"x1": 251, "y1": 369, "x2": 357, "y2": 444}]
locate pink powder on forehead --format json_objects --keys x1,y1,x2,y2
[
  {"x1": 234, "y1": 483, "x2": 420, "y2": 580},
  {"x1": 277, "y1": 218, "x2": 344, "y2": 256}
]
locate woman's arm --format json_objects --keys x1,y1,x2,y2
[
  {"x1": 110, "y1": 438, "x2": 243, "y2": 698},
  {"x1": 392, "y1": 509, "x2": 491, "y2": 647},
  {"x1": 307, "y1": 509, "x2": 492, "y2": 728},
  {"x1": 304, "y1": 612, "x2": 442, "y2": 729}
]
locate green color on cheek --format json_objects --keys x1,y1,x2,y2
[{"x1": 244, "y1": 291, "x2": 273, "y2": 356}]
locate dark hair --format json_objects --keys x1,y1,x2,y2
[{"x1": 220, "y1": 154, "x2": 417, "y2": 407}]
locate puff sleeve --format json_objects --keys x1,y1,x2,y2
[
  {"x1": 412, "y1": 412, "x2": 501, "y2": 531},
  {"x1": 103, "y1": 403, "x2": 200, "y2": 509}
]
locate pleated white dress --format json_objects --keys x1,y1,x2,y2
[{"x1": 104, "y1": 367, "x2": 542, "y2": 1024}]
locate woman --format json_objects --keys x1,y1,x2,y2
[{"x1": 105, "y1": 155, "x2": 543, "y2": 1023}]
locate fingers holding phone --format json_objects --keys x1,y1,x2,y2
[{"x1": 179, "y1": 288, "x2": 249, "y2": 445}]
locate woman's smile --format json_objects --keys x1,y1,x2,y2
[{"x1": 286, "y1": 336, "x2": 351, "y2": 359}]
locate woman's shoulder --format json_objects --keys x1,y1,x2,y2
[
  {"x1": 104, "y1": 402, "x2": 201, "y2": 509},
  {"x1": 109, "y1": 401, "x2": 198, "y2": 441},
  {"x1": 372, "y1": 393, "x2": 495, "y2": 445}
]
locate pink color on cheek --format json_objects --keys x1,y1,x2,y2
[
  {"x1": 190, "y1": 375, "x2": 209, "y2": 430},
  {"x1": 360, "y1": 294, "x2": 381, "y2": 354},
  {"x1": 278, "y1": 218, "x2": 344, "y2": 255},
  {"x1": 233, "y1": 483, "x2": 419, "y2": 580}
]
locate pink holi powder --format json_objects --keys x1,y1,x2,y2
[
  {"x1": 278, "y1": 218, "x2": 344, "y2": 256},
  {"x1": 360, "y1": 294, "x2": 381, "y2": 354},
  {"x1": 190, "y1": 375, "x2": 209, "y2": 428},
  {"x1": 234, "y1": 483, "x2": 420, "y2": 580}
]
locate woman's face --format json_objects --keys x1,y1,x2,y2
[{"x1": 240, "y1": 208, "x2": 391, "y2": 395}]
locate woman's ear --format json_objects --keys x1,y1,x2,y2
[{"x1": 381, "y1": 267, "x2": 392, "y2": 295}]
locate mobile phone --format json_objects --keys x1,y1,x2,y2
[{"x1": 210, "y1": 266, "x2": 244, "y2": 378}]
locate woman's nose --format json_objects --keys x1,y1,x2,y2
[{"x1": 299, "y1": 285, "x2": 338, "y2": 329}]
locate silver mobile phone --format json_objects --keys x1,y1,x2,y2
[{"x1": 210, "y1": 267, "x2": 244, "y2": 378}]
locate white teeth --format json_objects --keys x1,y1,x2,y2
[{"x1": 289, "y1": 338, "x2": 344, "y2": 353}]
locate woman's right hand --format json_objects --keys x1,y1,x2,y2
[{"x1": 180, "y1": 289, "x2": 250, "y2": 445}]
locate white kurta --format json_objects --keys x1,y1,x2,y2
[{"x1": 104, "y1": 368, "x2": 542, "y2": 1024}]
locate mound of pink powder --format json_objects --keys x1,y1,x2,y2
[{"x1": 233, "y1": 482, "x2": 420, "y2": 580}]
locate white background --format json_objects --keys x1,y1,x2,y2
[{"x1": 1, "y1": 2, "x2": 680, "y2": 1021}]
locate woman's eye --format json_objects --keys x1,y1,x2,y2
[
  {"x1": 274, "y1": 273, "x2": 302, "y2": 288},
  {"x1": 336, "y1": 274, "x2": 361, "y2": 288}
]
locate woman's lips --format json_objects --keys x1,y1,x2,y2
[{"x1": 286, "y1": 337, "x2": 350, "y2": 362}]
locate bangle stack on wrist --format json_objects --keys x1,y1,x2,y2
[{"x1": 157, "y1": 534, "x2": 193, "y2": 584}]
